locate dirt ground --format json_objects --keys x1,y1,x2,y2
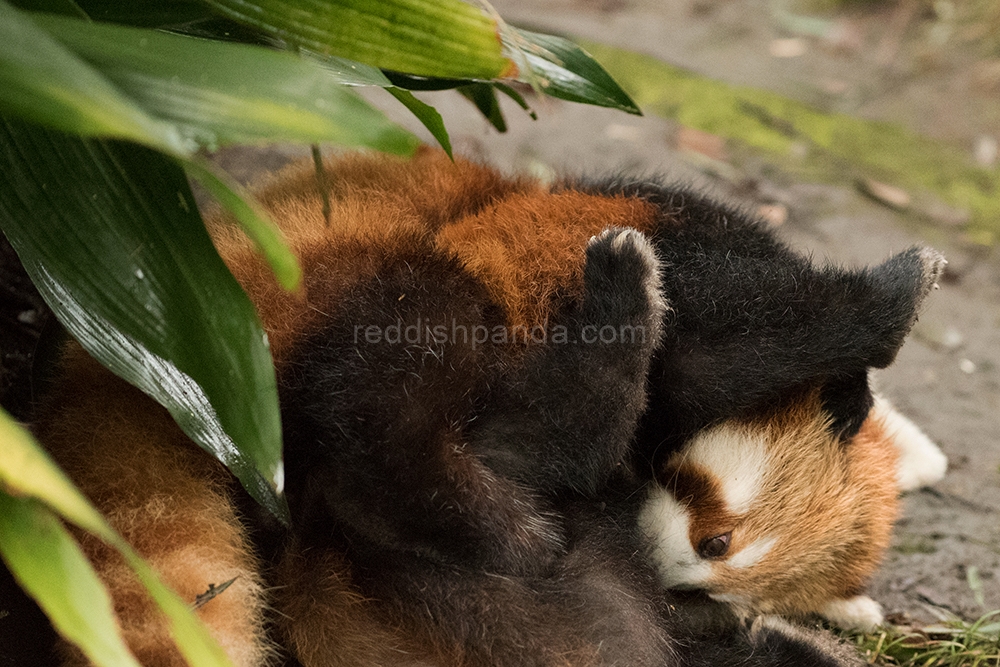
[{"x1": 2, "y1": 0, "x2": 997, "y2": 649}]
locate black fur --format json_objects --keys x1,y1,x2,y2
[
  {"x1": 281, "y1": 229, "x2": 665, "y2": 577},
  {"x1": 581, "y1": 177, "x2": 936, "y2": 463}
]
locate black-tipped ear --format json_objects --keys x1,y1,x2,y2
[{"x1": 856, "y1": 247, "x2": 945, "y2": 369}]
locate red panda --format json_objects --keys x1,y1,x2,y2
[{"x1": 25, "y1": 147, "x2": 945, "y2": 667}]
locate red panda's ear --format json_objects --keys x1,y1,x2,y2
[{"x1": 856, "y1": 247, "x2": 945, "y2": 369}]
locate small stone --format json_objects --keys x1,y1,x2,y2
[
  {"x1": 959, "y1": 358, "x2": 976, "y2": 374},
  {"x1": 769, "y1": 37, "x2": 808, "y2": 58},
  {"x1": 974, "y1": 135, "x2": 998, "y2": 167},
  {"x1": 857, "y1": 178, "x2": 911, "y2": 210},
  {"x1": 17, "y1": 310, "x2": 37, "y2": 325},
  {"x1": 941, "y1": 327, "x2": 965, "y2": 351},
  {"x1": 757, "y1": 203, "x2": 789, "y2": 227}
]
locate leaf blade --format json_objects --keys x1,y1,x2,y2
[
  {"x1": 386, "y1": 87, "x2": 452, "y2": 158},
  {"x1": 0, "y1": 0, "x2": 188, "y2": 153},
  {"x1": 33, "y1": 13, "x2": 419, "y2": 152},
  {"x1": 184, "y1": 157, "x2": 302, "y2": 291},
  {"x1": 0, "y1": 118, "x2": 287, "y2": 522},
  {"x1": 510, "y1": 28, "x2": 641, "y2": 115},
  {"x1": 0, "y1": 409, "x2": 233, "y2": 667},
  {"x1": 0, "y1": 493, "x2": 144, "y2": 667},
  {"x1": 200, "y1": 0, "x2": 513, "y2": 80}
]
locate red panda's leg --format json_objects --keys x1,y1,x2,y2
[
  {"x1": 473, "y1": 228, "x2": 668, "y2": 495},
  {"x1": 38, "y1": 352, "x2": 270, "y2": 667},
  {"x1": 280, "y1": 250, "x2": 563, "y2": 576}
]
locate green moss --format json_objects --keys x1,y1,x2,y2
[{"x1": 581, "y1": 41, "x2": 1000, "y2": 240}]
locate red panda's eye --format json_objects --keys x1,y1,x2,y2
[{"x1": 698, "y1": 532, "x2": 731, "y2": 559}]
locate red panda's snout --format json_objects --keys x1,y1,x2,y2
[{"x1": 639, "y1": 391, "x2": 901, "y2": 630}]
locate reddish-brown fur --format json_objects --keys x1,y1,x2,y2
[
  {"x1": 38, "y1": 352, "x2": 269, "y2": 667},
  {"x1": 435, "y1": 190, "x2": 658, "y2": 332},
  {"x1": 42, "y1": 149, "x2": 660, "y2": 667},
  {"x1": 663, "y1": 391, "x2": 899, "y2": 618}
]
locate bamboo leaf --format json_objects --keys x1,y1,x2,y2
[
  {"x1": 494, "y1": 82, "x2": 537, "y2": 119},
  {"x1": 0, "y1": 493, "x2": 144, "y2": 667},
  {"x1": 299, "y1": 51, "x2": 394, "y2": 86},
  {"x1": 200, "y1": 0, "x2": 514, "y2": 80},
  {"x1": 184, "y1": 157, "x2": 302, "y2": 291},
  {"x1": 386, "y1": 87, "x2": 452, "y2": 158},
  {"x1": 33, "y1": 13, "x2": 419, "y2": 152},
  {"x1": 0, "y1": 409, "x2": 232, "y2": 667},
  {"x1": 510, "y1": 28, "x2": 641, "y2": 115},
  {"x1": 11, "y1": 0, "x2": 210, "y2": 25},
  {"x1": 458, "y1": 83, "x2": 506, "y2": 132},
  {"x1": 0, "y1": 0, "x2": 189, "y2": 154},
  {"x1": 0, "y1": 119, "x2": 288, "y2": 522},
  {"x1": 0, "y1": 405, "x2": 110, "y2": 539}
]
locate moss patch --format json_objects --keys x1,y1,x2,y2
[{"x1": 581, "y1": 41, "x2": 1000, "y2": 242}]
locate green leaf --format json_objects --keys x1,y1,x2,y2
[
  {"x1": 11, "y1": 0, "x2": 211, "y2": 25},
  {"x1": 0, "y1": 118, "x2": 288, "y2": 523},
  {"x1": 33, "y1": 13, "x2": 419, "y2": 152},
  {"x1": 299, "y1": 51, "x2": 394, "y2": 87},
  {"x1": 381, "y1": 71, "x2": 470, "y2": 91},
  {"x1": 0, "y1": 403, "x2": 111, "y2": 539},
  {"x1": 184, "y1": 157, "x2": 302, "y2": 291},
  {"x1": 0, "y1": 0, "x2": 189, "y2": 154},
  {"x1": 8, "y1": 0, "x2": 87, "y2": 18},
  {"x1": 200, "y1": 0, "x2": 513, "y2": 80},
  {"x1": 494, "y1": 82, "x2": 537, "y2": 120},
  {"x1": 0, "y1": 408, "x2": 233, "y2": 667},
  {"x1": 509, "y1": 28, "x2": 641, "y2": 115},
  {"x1": 386, "y1": 87, "x2": 452, "y2": 158},
  {"x1": 0, "y1": 493, "x2": 144, "y2": 667},
  {"x1": 458, "y1": 83, "x2": 506, "y2": 133}
]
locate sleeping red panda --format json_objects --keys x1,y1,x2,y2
[
  {"x1": 639, "y1": 388, "x2": 947, "y2": 632},
  {"x1": 23, "y1": 147, "x2": 945, "y2": 667}
]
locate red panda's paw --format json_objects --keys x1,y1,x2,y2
[
  {"x1": 819, "y1": 595, "x2": 884, "y2": 632},
  {"x1": 472, "y1": 226, "x2": 671, "y2": 497},
  {"x1": 583, "y1": 227, "x2": 668, "y2": 349},
  {"x1": 871, "y1": 394, "x2": 948, "y2": 491}
]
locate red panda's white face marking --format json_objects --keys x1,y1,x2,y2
[
  {"x1": 637, "y1": 484, "x2": 712, "y2": 588},
  {"x1": 639, "y1": 421, "x2": 772, "y2": 590},
  {"x1": 680, "y1": 424, "x2": 770, "y2": 515},
  {"x1": 639, "y1": 392, "x2": 901, "y2": 626}
]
